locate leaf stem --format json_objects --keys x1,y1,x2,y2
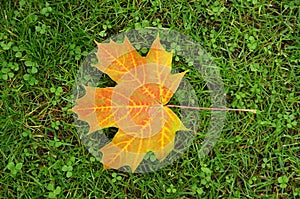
[{"x1": 167, "y1": 105, "x2": 256, "y2": 113}]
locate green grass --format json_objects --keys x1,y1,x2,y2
[{"x1": 1, "y1": 0, "x2": 299, "y2": 198}]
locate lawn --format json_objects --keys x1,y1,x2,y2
[{"x1": 0, "y1": 0, "x2": 299, "y2": 198}]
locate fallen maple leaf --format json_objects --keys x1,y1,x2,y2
[{"x1": 72, "y1": 35, "x2": 189, "y2": 172}]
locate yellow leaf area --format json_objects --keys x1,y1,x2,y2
[{"x1": 72, "y1": 35, "x2": 189, "y2": 172}]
